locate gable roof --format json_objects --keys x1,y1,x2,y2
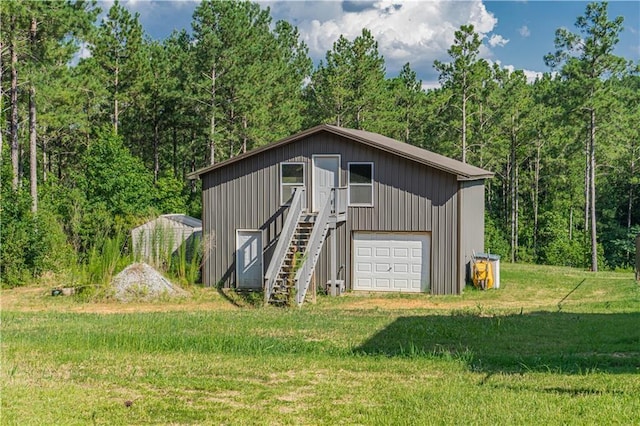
[
  {"x1": 160, "y1": 214, "x2": 202, "y2": 229},
  {"x1": 134, "y1": 214, "x2": 202, "y2": 231},
  {"x1": 187, "y1": 124, "x2": 494, "y2": 181}
]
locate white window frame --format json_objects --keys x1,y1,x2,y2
[
  {"x1": 348, "y1": 162, "x2": 374, "y2": 207},
  {"x1": 280, "y1": 162, "x2": 305, "y2": 206}
]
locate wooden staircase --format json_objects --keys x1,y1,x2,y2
[
  {"x1": 264, "y1": 186, "x2": 347, "y2": 307},
  {"x1": 268, "y1": 220, "x2": 314, "y2": 305}
]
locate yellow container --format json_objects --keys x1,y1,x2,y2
[{"x1": 472, "y1": 259, "x2": 494, "y2": 290}]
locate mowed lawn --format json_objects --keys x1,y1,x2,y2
[{"x1": 2, "y1": 264, "x2": 639, "y2": 425}]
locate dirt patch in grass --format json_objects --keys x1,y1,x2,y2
[
  {"x1": 1, "y1": 286, "x2": 46, "y2": 306},
  {"x1": 332, "y1": 293, "x2": 534, "y2": 312},
  {"x1": 0, "y1": 286, "x2": 567, "y2": 314},
  {"x1": 336, "y1": 297, "x2": 461, "y2": 310},
  {"x1": 3, "y1": 262, "x2": 635, "y2": 314},
  {"x1": 1, "y1": 286, "x2": 239, "y2": 314}
]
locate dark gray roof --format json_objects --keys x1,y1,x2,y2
[
  {"x1": 162, "y1": 214, "x2": 202, "y2": 229},
  {"x1": 134, "y1": 214, "x2": 202, "y2": 230},
  {"x1": 188, "y1": 124, "x2": 494, "y2": 181}
]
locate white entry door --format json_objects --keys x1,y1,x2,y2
[
  {"x1": 313, "y1": 155, "x2": 340, "y2": 212},
  {"x1": 353, "y1": 232, "x2": 431, "y2": 292},
  {"x1": 236, "y1": 230, "x2": 263, "y2": 289}
]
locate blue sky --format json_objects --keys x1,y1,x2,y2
[{"x1": 109, "y1": 0, "x2": 640, "y2": 88}]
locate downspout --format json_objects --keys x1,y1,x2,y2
[
  {"x1": 330, "y1": 226, "x2": 337, "y2": 296},
  {"x1": 457, "y1": 181, "x2": 464, "y2": 294}
]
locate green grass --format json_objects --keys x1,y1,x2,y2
[{"x1": 2, "y1": 264, "x2": 639, "y2": 425}]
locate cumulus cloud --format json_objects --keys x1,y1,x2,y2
[
  {"x1": 267, "y1": 0, "x2": 499, "y2": 81},
  {"x1": 115, "y1": 0, "x2": 198, "y2": 40},
  {"x1": 519, "y1": 25, "x2": 531, "y2": 37},
  {"x1": 488, "y1": 34, "x2": 509, "y2": 47},
  {"x1": 495, "y1": 61, "x2": 544, "y2": 83},
  {"x1": 421, "y1": 81, "x2": 442, "y2": 92}
]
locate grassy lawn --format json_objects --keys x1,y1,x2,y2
[{"x1": 2, "y1": 263, "x2": 639, "y2": 425}]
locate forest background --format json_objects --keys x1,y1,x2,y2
[{"x1": 1, "y1": 0, "x2": 638, "y2": 287}]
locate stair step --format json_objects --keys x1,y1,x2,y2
[{"x1": 267, "y1": 215, "x2": 329, "y2": 307}]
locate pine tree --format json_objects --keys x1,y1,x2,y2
[
  {"x1": 192, "y1": 0, "x2": 310, "y2": 164},
  {"x1": 545, "y1": 1, "x2": 629, "y2": 271},
  {"x1": 307, "y1": 29, "x2": 387, "y2": 131},
  {"x1": 91, "y1": 0, "x2": 145, "y2": 136},
  {"x1": 385, "y1": 63, "x2": 426, "y2": 144},
  {"x1": 434, "y1": 25, "x2": 489, "y2": 164}
]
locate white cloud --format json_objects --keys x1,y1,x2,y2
[
  {"x1": 488, "y1": 34, "x2": 509, "y2": 47},
  {"x1": 519, "y1": 25, "x2": 531, "y2": 37},
  {"x1": 495, "y1": 61, "x2": 543, "y2": 83},
  {"x1": 69, "y1": 41, "x2": 93, "y2": 67},
  {"x1": 421, "y1": 81, "x2": 441, "y2": 92},
  {"x1": 267, "y1": 0, "x2": 499, "y2": 78}
]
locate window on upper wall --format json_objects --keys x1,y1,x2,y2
[
  {"x1": 348, "y1": 162, "x2": 373, "y2": 206},
  {"x1": 280, "y1": 162, "x2": 305, "y2": 205}
]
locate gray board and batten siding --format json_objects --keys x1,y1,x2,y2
[{"x1": 190, "y1": 124, "x2": 493, "y2": 295}]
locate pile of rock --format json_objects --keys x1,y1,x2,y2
[{"x1": 112, "y1": 263, "x2": 189, "y2": 302}]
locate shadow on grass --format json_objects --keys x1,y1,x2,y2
[
  {"x1": 216, "y1": 287, "x2": 264, "y2": 308},
  {"x1": 354, "y1": 311, "x2": 640, "y2": 374}
]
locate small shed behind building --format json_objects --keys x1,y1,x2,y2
[{"x1": 131, "y1": 214, "x2": 202, "y2": 263}]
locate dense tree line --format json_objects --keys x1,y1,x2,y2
[{"x1": 1, "y1": 0, "x2": 638, "y2": 286}]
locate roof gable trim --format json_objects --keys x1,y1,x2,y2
[{"x1": 187, "y1": 124, "x2": 494, "y2": 180}]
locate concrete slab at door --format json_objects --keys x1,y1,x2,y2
[
  {"x1": 313, "y1": 155, "x2": 340, "y2": 212},
  {"x1": 236, "y1": 230, "x2": 263, "y2": 290},
  {"x1": 353, "y1": 232, "x2": 431, "y2": 292}
]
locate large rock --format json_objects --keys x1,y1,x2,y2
[{"x1": 112, "y1": 263, "x2": 189, "y2": 302}]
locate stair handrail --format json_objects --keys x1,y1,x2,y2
[
  {"x1": 264, "y1": 187, "x2": 305, "y2": 304},
  {"x1": 334, "y1": 186, "x2": 348, "y2": 216},
  {"x1": 294, "y1": 188, "x2": 334, "y2": 305}
]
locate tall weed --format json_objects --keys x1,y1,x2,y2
[
  {"x1": 73, "y1": 232, "x2": 132, "y2": 298},
  {"x1": 133, "y1": 223, "x2": 204, "y2": 286}
]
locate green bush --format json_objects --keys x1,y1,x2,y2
[
  {"x1": 540, "y1": 237, "x2": 585, "y2": 268},
  {"x1": 154, "y1": 174, "x2": 188, "y2": 214},
  {"x1": 0, "y1": 187, "x2": 75, "y2": 288},
  {"x1": 484, "y1": 214, "x2": 510, "y2": 258},
  {"x1": 601, "y1": 224, "x2": 640, "y2": 270},
  {"x1": 78, "y1": 130, "x2": 155, "y2": 218}
]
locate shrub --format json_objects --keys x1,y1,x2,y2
[
  {"x1": 0, "y1": 187, "x2": 75, "y2": 288},
  {"x1": 78, "y1": 130, "x2": 155, "y2": 218},
  {"x1": 484, "y1": 214, "x2": 510, "y2": 259},
  {"x1": 154, "y1": 174, "x2": 188, "y2": 214}
]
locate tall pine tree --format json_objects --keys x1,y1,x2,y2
[{"x1": 545, "y1": 1, "x2": 629, "y2": 271}]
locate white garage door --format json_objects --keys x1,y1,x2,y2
[{"x1": 353, "y1": 232, "x2": 430, "y2": 292}]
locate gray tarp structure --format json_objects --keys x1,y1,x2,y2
[{"x1": 131, "y1": 214, "x2": 202, "y2": 263}]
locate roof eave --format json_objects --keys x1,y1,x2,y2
[
  {"x1": 456, "y1": 173, "x2": 495, "y2": 181},
  {"x1": 325, "y1": 126, "x2": 494, "y2": 180},
  {"x1": 187, "y1": 124, "x2": 494, "y2": 180},
  {"x1": 187, "y1": 124, "x2": 330, "y2": 179}
]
